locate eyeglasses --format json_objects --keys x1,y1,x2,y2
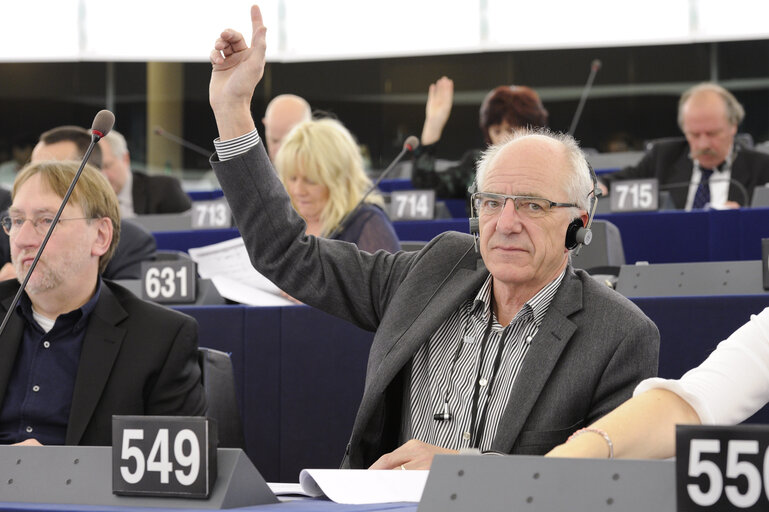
[
  {"x1": 472, "y1": 192, "x2": 578, "y2": 219},
  {"x1": 1, "y1": 216, "x2": 94, "y2": 236}
]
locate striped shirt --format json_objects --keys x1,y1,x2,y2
[
  {"x1": 213, "y1": 129, "x2": 261, "y2": 161},
  {"x1": 407, "y1": 270, "x2": 565, "y2": 451}
]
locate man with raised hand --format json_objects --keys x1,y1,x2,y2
[{"x1": 208, "y1": 5, "x2": 658, "y2": 470}]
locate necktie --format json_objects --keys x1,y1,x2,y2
[{"x1": 692, "y1": 167, "x2": 714, "y2": 209}]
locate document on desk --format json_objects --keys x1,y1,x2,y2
[
  {"x1": 188, "y1": 237, "x2": 295, "y2": 306},
  {"x1": 294, "y1": 469, "x2": 429, "y2": 504}
]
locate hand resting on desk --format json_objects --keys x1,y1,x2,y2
[{"x1": 368, "y1": 439, "x2": 456, "y2": 470}]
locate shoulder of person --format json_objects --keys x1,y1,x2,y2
[
  {"x1": 102, "y1": 279, "x2": 197, "y2": 325},
  {"x1": 569, "y1": 267, "x2": 657, "y2": 326}
]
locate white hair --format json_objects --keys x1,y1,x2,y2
[
  {"x1": 474, "y1": 127, "x2": 594, "y2": 212},
  {"x1": 102, "y1": 129, "x2": 129, "y2": 158}
]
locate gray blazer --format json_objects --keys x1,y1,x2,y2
[{"x1": 212, "y1": 144, "x2": 660, "y2": 469}]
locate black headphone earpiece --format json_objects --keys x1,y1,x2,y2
[
  {"x1": 565, "y1": 217, "x2": 592, "y2": 250},
  {"x1": 568, "y1": 162, "x2": 599, "y2": 253}
]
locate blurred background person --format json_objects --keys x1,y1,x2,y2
[
  {"x1": 411, "y1": 77, "x2": 549, "y2": 200},
  {"x1": 0, "y1": 133, "x2": 35, "y2": 188},
  {"x1": 100, "y1": 130, "x2": 191, "y2": 217},
  {"x1": 263, "y1": 94, "x2": 312, "y2": 162},
  {"x1": 275, "y1": 118, "x2": 401, "y2": 254}
]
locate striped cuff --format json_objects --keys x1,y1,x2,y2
[{"x1": 213, "y1": 129, "x2": 261, "y2": 161}]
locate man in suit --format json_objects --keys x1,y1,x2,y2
[
  {"x1": 0, "y1": 160, "x2": 205, "y2": 446},
  {"x1": 207, "y1": 6, "x2": 659, "y2": 470},
  {"x1": 0, "y1": 125, "x2": 158, "y2": 281},
  {"x1": 99, "y1": 130, "x2": 192, "y2": 217},
  {"x1": 601, "y1": 82, "x2": 769, "y2": 209}
]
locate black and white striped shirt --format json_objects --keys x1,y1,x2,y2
[{"x1": 407, "y1": 270, "x2": 565, "y2": 451}]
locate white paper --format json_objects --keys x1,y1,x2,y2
[
  {"x1": 267, "y1": 482, "x2": 320, "y2": 497},
  {"x1": 298, "y1": 469, "x2": 429, "y2": 504},
  {"x1": 188, "y1": 237, "x2": 295, "y2": 306}
]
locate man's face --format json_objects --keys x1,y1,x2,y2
[
  {"x1": 98, "y1": 140, "x2": 131, "y2": 195},
  {"x1": 264, "y1": 115, "x2": 298, "y2": 162},
  {"x1": 478, "y1": 137, "x2": 582, "y2": 292},
  {"x1": 30, "y1": 141, "x2": 80, "y2": 163},
  {"x1": 9, "y1": 174, "x2": 108, "y2": 297},
  {"x1": 681, "y1": 91, "x2": 737, "y2": 170}
]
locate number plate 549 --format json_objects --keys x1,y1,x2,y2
[{"x1": 112, "y1": 416, "x2": 217, "y2": 498}]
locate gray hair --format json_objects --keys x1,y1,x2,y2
[
  {"x1": 678, "y1": 82, "x2": 745, "y2": 129},
  {"x1": 473, "y1": 127, "x2": 594, "y2": 212},
  {"x1": 102, "y1": 129, "x2": 129, "y2": 158}
]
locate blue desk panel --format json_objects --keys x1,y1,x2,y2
[
  {"x1": 278, "y1": 307, "x2": 374, "y2": 481},
  {"x1": 154, "y1": 228, "x2": 240, "y2": 253},
  {"x1": 150, "y1": 206, "x2": 769, "y2": 265}
]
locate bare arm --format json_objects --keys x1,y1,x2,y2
[
  {"x1": 420, "y1": 77, "x2": 454, "y2": 146},
  {"x1": 546, "y1": 388, "x2": 700, "y2": 459}
]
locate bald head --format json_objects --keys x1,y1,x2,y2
[{"x1": 262, "y1": 94, "x2": 311, "y2": 161}]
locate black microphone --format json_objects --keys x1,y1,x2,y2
[
  {"x1": 568, "y1": 59, "x2": 602, "y2": 136},
  {"x1": 326, "y1": 136, "x2": 419, "y2": 239},
  {"x1": 154, "y1": 126, "x2": 213, "y2": 158},
  {"x1": 0, "y1": 110, "x2": 115, "y2": 338},
  {"x1": 658, "y1": 177, "x2": 750, "y2": 208}
]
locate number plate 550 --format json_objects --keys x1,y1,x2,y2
[{"x1": 677, "y1": 425, "x2": 769, "y2": 511}]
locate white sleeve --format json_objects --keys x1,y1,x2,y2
[{"x1": 634, "y1": 307, "x2": 769, "y2": 425}]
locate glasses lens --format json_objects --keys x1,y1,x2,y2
[{"x1": 514, "y1": 198, "x2": 550, "y2": 218}]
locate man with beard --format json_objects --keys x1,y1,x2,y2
[
  {"x1": 600, "y1": 83, "x2": 769, "y2": 209},
  {"x1": 0, "y1": 161, "x2": 204, "y2": 446}
]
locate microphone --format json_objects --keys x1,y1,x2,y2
[
  {"x1": 154, "y1": 126, "x2": 213, "y2": 158},
  {"x1": 0, "y1": 110, "x2": 115, "y2": 338},
  {"x1": 326, "y1": 136, "x2": 419, "y2": 239},
  {"x1": 433, "y1": 401, "x2": 452, "y2": 422},
  {"x1": 568, "y1": 59, "x2": 602, "y2": 136},
  {"x1": 658, "y1": 177, "x2": 750, "y2": 208}
]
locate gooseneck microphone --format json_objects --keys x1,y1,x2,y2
[
  {"x1": 154, "y1": 126, "x2": 213, "y2": 158},
  {"x1": 326, "y1": 136, "x2": 419, "y2": 239},
  {"x1": 568, "y1": 59, "x2": 602, "y2": 137},
  {"x1": 0, "y1": 110, "x2": 115, "y2": 338},
  {"x1": 658, "y1": 177, "x2": 750, "y2": 208}
]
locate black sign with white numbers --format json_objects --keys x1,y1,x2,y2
[
  {"x1": 610, "y1": 178, "x2": 659, "y2": 212},
  {"x1": 676, "y1": 424, "x2": 769, "y2": 511},
  {"x1": 141, "y1": 260, "x2": 196, "y2": 304},
  {"x1": 389, "y1": 189, "x2": 435, "y2": 220},
  {"x1": 192, "y1": 198, "x2": 232, "y2": 229},
  {"x1": 112, "y1": 416, "x2": 217, "y2": 498}
]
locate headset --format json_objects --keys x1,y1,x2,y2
[{"x1": 469, "y1": 161, "x2": 601, "y2": 253}]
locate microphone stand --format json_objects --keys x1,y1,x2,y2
[{"x1": 568, "y1": 59, "x2": 602, "y2": 136}]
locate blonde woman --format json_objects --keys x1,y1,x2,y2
[{"x1": 275, "y1": 118, "x2": 400, "y2": 253}]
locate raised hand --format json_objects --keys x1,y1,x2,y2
[
  {"x1": 209, "y1": 4, "x2": 266, "y2": 139},
  {"x1": 421, "y1": 76, "x2": 454, "y2": 146}
]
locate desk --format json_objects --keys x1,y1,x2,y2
[{"x1": 174, "y1": 294, "x2": 769, "y2": 482}]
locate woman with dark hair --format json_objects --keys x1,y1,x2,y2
[{"x1": 411, "y1": 77, "x2": 549, "y2": 200}]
